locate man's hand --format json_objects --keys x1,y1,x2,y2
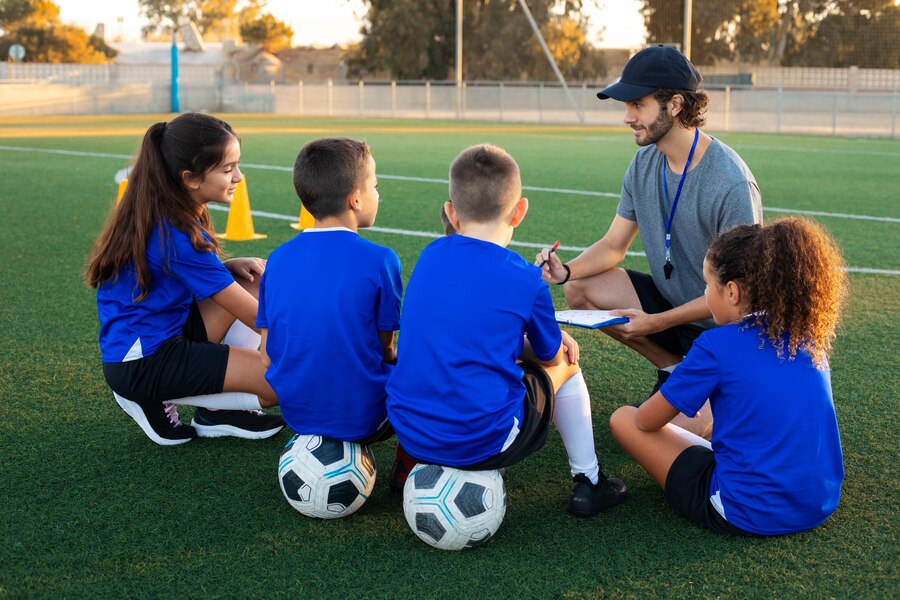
[
  {"x1": 535, "y1": 248, "x2": 567, "y2": 284},
  {"x1": 606, "y1": 308, "x2": 664, "y2": 339}
]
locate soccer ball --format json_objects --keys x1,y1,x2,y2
[
  {"x1": 403, "y1": 463, "x2": 507, "y2": 550},
  {"x1": 278, "y1": 434, "x2": 376, "y2": 519}
]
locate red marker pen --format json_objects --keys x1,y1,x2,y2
[{"x1": 539, "y1": 240, "x2": 560, "y2": 268}]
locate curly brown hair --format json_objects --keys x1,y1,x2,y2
[
  {"x1": 652, "y1": 88, "x2": 709, "y2": 128},
  {"x1": 706, "y1": 218, "x2": 848, "y2": 368}
]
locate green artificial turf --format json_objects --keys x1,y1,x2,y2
[{"x1": 0, "y1": 115, "x2": 897, "y2": 599}]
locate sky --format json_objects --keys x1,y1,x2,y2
[{"x1": 57, "y1": 0, "x2": 646, "y2": 49}]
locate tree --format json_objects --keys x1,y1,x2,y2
[
  {"x1": 239, "y1": 12, "x2": 293, "y2": 53},
  {"x1": 639, "y1": 0, "x2": 900, "y2": 68},
  {"x1": 347, "y1": 0, "x2": 607, "y2": 81},
  {"x1": 0, "y1": 0, "x2": 116, "y2": 63}
]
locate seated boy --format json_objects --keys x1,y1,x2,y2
[
  {"x1": 386, "y1": 144, "x2": 627, "y2": 517},
  {"x1": 257, "y1": 137, "x2": 409, "y2": 485}
]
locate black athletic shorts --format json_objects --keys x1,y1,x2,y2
[
  {"x1": 625, "y1": 269, "x2": 708, "y2": 357},
  {"x1": 351, "y1": 420, "x2": 396, "y2": 446},
  {"x1": 461, "y1": 361, "x2": 556, "y2": 470},
  {"x1": 102, "y1": 300, "x2": 229, "y2": 402},
  {"x1": 665, "y1": 445, "x2": 757, "y2": 537}
]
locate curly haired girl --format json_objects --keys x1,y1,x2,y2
[
  {"x1": 609, "y1": 217, "x2": 847, "y2": 535},
  {"x1": 87, "y1": 113, "x2": 283, "y2": 445}
]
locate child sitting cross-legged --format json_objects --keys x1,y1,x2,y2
[
  {"x1": 610, "y1": 218, "x2": 847, "y2": 536},
  {"x1": 257, "y1": 137, "x2": 412, "y2": 488},
  {"x1": 387, "y1": 144, "x2": 628, "y2": 516}
]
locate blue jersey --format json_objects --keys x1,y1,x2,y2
[
  {"x1": 257, "y1": 228, "x2": 402, "y2": 440},
  {"x1": 97, "y1": 223, "x2": 233, "y2": 363},
  {"x1": 661, "y1": 321, "x2": 844, "y2": 535},
  {"x1": 386, "y1": 235, "x2": 561, "y2": 466}
]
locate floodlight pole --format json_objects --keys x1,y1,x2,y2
[
  {"x1": 683, "y1": 0, "x2": 693, "y2": 60},
  {"x1": 517, "y1": 0, "x2": 583, "y2": 123},
  {"x1": 456, "y1": 0, "x2": 463, "y2": 118}
]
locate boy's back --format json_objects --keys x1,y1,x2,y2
[
  {"x1": 386, "y1": 234, "x2": 560, "y2": 465},
  {"x1": 259, "y1": 228, "x2": 401, "y2": 440}
]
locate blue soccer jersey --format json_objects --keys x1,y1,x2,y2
[
  {"x1": 257, "y1": 228, "x2": 402, "y2": 440},
  {"x1": 386, "y1": 235, "x2": 562, "y2": 466},
  {"x1": 97, "y1": 223, "x2": 234, "y2": 363},
  {"x1": 661, "y1": 322, "x2": 844, "y2": 535}
]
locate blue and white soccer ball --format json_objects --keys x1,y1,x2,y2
[
  {"x1": 278, "y1": 434, "x2": 376, "y2": 519},
  {"x1": 403, "y1": 464, "x2": 507, "y2": 550}
]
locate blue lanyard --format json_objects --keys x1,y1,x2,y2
[{"x1": 660, "y1": 128, "x2": 700, "y2": 279}]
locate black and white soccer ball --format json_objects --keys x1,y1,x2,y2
[
  {"x1": 403, "y1": 464, "x2": 506, "y2": 550},
  {"x1": 278, "y1": 434, "x2": 376, "y2": 519}
]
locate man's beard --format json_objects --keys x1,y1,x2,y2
[{"x1": 636, "y1": 106, "x2": 674, "y2": 146}]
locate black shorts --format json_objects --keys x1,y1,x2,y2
[
  {"x1": 102, "y1": 300, "x2": 230, "y2": 402},
  {"x1": 664, "y1": 446, "x2": 757, "y2": 537},
  {"x1": 461, "y1": 362, "x2": 555, "y2": 470},
  {"x1": 351, "y1": 420, "x2": 395, "y2": 446},
  {"x1": 626, "y1": 269, "x2": 707, "y2": 357}
]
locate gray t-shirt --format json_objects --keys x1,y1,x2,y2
[{"x1": 617, "y1": 137, "x2": 763, "y2": 318}]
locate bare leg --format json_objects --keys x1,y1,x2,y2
[{"x1": 609, "y1": 405, "x2": 702, "y2": 488}]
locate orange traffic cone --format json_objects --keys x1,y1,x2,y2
[
  {"x1": 216, "y1": 178, "x2": 266, "y2": 241},
  {"x1": 116, "y1": 179, "x2": 128, "y2": 204},
  {"x1": 289, "y1": 205, "x2": 315, "y2": 231}
]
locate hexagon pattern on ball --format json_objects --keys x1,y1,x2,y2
[
  {"x1": 403, "y1": 464, "x2": 506, "y2": 550},
  {"x1": 278, "y1": 434, "x2": 376, "y2": 519}
]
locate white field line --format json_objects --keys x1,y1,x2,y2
[
  {"x1": 205, "y1": 205, "x2": 899, "y2": 276},
  {"x1": 1, "y1": 144, "x2": 896, "y2": 222},
  {"x1": 1, "y1": 144, "x2": 897, "y2": 274}
]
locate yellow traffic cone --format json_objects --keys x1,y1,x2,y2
[
  {"x1": 216, "y1": 178, "x2": 266, "y2": 241},
  {"x1": 116, "y1": 179, "x2": 128, "y2": 204},
  {"x1": 289, "y1": 205, "x2": 315, "y2": 231}
]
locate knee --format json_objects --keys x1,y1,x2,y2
[
  {"x1": 609, "y1": 405, "x2": 637, "y2": 441},
  {"x1": 563, "y1": 279, "x2": 589, "y2": 309},
  {"x1": 259, "y1": 394, "x2": 278, "y2": 408}
]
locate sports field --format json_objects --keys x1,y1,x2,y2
[{"x1": 1, "y1": 114, "x2": 897, "y2": 598}]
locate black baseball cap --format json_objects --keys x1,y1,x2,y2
[{"x1": 597, "y1": 45, "x2": 702, "y2": 102}]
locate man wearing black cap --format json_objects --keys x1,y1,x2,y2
[{"x1": 537, "y1": 45, "x2": 762, "y2": 436}]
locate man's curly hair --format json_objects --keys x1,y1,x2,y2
[
  {"x1": 653, "y1": 88, "x2": 709, "y2": 128},
  {"x1": 706, "y1": 218, "x2": 848, "y2": 368}
]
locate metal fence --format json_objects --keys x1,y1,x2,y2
[{"x1": 1, "y1": 76, "x2": 897, "y2": 138}]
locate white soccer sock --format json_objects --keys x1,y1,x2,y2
[
  {"x1": 222, "y1": 320, "x2": 261, "y2": 350},
  {"x1": 167, "y1": 392, "x2": 262, "y2": 411},
  {"x1": 553, "y1": 370, "x2": 600, "y2": 484},
  {"x1": 662, "y1": 362, "x2": 681, "y2": 373}
]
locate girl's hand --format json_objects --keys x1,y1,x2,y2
[
  {"x1": 561, "y1": 330, "x2": 580, "y2": 365},
  {"x1": 226, "y1": 257, "x2": 266, "y2": 283},
  {"x1": 534, "y1": 249, "x2": 567, "y2": 284},
  {"x1": 607, "y1": 308, "x2": 661, "y2": 339}
]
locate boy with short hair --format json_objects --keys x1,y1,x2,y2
[
  {"x1": 257, "y1": 137, "x2": 409, "y2": 483},
  {"x1": 386, "y1": 144, "x2": 627, "y2": 517}
]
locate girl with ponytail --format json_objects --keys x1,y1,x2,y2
[{"x1": 87, "y1": 113, "x2": 283, "y2": 445}]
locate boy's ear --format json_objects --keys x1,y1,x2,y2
[
  {"x1": 347, "y1": 188, "x2": 361, "y2": 212},
  {"x1": 444, "y1": 201, "x2": 462, "y2": 231},
  {"x1": 181, "y1": 170, "x2": 201, "y2": 190},
  {"x1": 509, "y1": 197, "x2": 529, "y2": 227}
]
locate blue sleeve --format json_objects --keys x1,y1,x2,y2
[
  {"x1": 168, "y1": 229, "x2": 234, "y2": 300},
  {"x1": 525, "y1": 284, "x2": 562, "y2": 361},
  {"x1": 660, "y1": 332, "x2": 719, "y2": 417},
  {"x1": 256, "y1": 269, "x2": 269, "y2": 329},
  {"x1": 375, "y1": 249, "x2": 402, "y2": 332}
]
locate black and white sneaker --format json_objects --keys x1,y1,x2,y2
[
  {"x1": 191, "y1": 407, "x2": 284, "y2": 440},
  {"x1": 113, "y1": 392, "x2": 196, "y2": 446}
]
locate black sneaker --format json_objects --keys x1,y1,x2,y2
[
  {"x1": 191, "y1": 407, "x2": 284, "y2": 440},
  {"x1": 113, "y1": 392, "x2": 196, "y2": 446},
  {"x1": 568, "y1": 472, "x2": 628, "y2": 517}
]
